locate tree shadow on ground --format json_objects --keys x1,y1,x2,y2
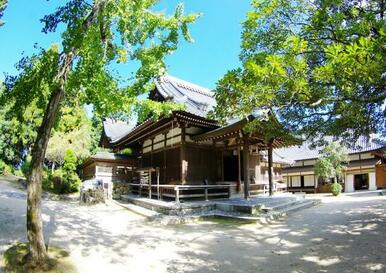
[
  {"x1": 164, "y1": 199, "x2": 386, "y2": 273},
  {"x1": 1, "y1": 182, "x2": 385, "y2": 273}
]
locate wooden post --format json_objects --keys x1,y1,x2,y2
[
  {"x1": 268, "y1": 140, "x2": 274, "y2": 196},
  {"x1": 149, "y1": 171, "x2": 152, "y2": 198},
  {"x1": 175, "y1": 186, "x2": 180, "y2": 203},
  {"x1": 163, "y1": 133, "x2": 167, "y2": 184},
  {"x1": 243, "y1": 137, "x2": 250, "y2": 199},
  {"x1": 157, "y1": 167, "x2": 160, "y2": 200},
  {"x1": 237, "y1": 146, "x2": 241, "y2": 193},
  {"x1": 150, "y1": 138, "x2": 154, "y2": 167},
  {"x1": 204, "y1": 188, "x2": 208, "y2": 201},
  {"x1": 180, "y1": 123, "x2": 187, "y2": 184},
  {"x1": 221, "y1": 150, "x2": 224, "y2": 182}
]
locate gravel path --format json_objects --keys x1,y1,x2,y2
[{"x1": 0, "y1": 179, "x2": 385, "y2": 273}]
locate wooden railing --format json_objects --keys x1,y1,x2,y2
[
  {"x1": 128, "y1": 183, "x2": 231, "y2": 203},
  {"x1": 248, "y1": 182, "x2": 287, "y2": 195}
]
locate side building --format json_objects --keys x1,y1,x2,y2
[{"x1": 276, "y1": 138, "x2": 386, "y2": 193}]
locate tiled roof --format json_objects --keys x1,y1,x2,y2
[
  {"x1": 155, "y1": 75, "x2": 217, "y2": 118},
  {"x1": 275, "y1": 136, "x2": 386, "y2": 161},
  {"x1": 103, "y1": 119, "x2": 134, "y2": 142}
]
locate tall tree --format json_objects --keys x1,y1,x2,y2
[
  {"x1": 214, "y1": 0, "x2": 386, "y2": 143},
  {"x1": 4, "y1": 0, "x2": 199, "y2": 268}
]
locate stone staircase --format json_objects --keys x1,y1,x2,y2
[
  {"x1": 214, "y1": 198, "x2": 320, "y2": 223},
  {"x1": 116, "y1": 194, "x2": 321, "y2": 224}
]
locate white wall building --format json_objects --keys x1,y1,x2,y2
[{"x1": 275, "y1": 137, "x2": 386, "y2": 193}]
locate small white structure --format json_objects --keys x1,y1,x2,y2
[{"x1": 80, "y1": 152, "x2": 138, "y2": 184}]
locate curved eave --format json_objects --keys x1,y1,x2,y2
[{"x1": 111, "y1": 111, "x2": 219, "y2": 148}]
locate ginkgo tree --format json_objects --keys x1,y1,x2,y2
[{"x1": 3, "y1": 0, "x2": 199, "y2": 268}]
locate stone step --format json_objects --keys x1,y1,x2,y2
[
  {"x1": 113, "y1": 200, "x2": 161, "y2": 218},
  {"x1": 268, "y1": 199, "x2": 320, "y2": 218},
  {"x1": 255, "y1": 197, "x2": 299, "y2": 207},
  {"x1": 261, "y1": 200, "x2": 306, "y2": 213}
]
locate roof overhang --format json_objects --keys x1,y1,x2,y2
[
  {"x1": 111, "y1": 111, "x2": 219, "y2": 148},
  {"x1": 192, "y1": 114, "x2": 301, "y2": 149}
]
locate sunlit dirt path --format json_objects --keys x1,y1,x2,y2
[{"x1": 1, "y1": 179, "x2": 385, "y2": 273}]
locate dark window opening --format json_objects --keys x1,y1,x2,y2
[{"x1": 354, "y1": 173, "x2": 369, "y2": 191}]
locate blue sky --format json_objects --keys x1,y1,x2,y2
[{"x1": 0, "y1": 0, "x2": 251, "y2": 89}]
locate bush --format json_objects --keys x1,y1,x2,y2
[
  {"x1": 21, "y1": 156, "x2": 31, "y2": 177},
  {"x1": 39, "y1": 150, "x2": 81, "y2": 194},
  {"x1": 0, "y1": 160, "x2": 13, "y2": 175},
  {"x1": 330, "y1": 182, "x2": 342, "y2": 196},
  {"x1": 42, "y1": 169, "x2": 51, "y2": 191},
  {"x1": 61, "y1": 149, "x2": 81, "y2": 193},
  {"x1": 13, "y1": 169, "x2": 24, "y2": 177}
]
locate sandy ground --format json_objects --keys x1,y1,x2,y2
[{"x1": 0, "y1": 179, "x2": 385, "y2": 273}]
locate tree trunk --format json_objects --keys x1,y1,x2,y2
[
  {"x1": 26, "y1": 86, "x2": 64, "y2": 266},
  {"x1": 25, "y1": 1, "x2": 106, "y2": 267},
  {"x1": 268, "y1": 140, "x2": 273, "y2": 196}
]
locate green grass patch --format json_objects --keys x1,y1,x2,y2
[{"x1": 3, "y1": 243, "x2": 76, "y2": 273}]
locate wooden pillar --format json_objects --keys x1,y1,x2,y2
[
  {"x1": 180, "y1": 123, "x2": 187, "y2": 184},
  {"x1": 149, "y1": 171, "x2": 152, "y2": 198},
  {"x1": 243, "y1": 137, "x2": 250, "y2": 199},
  {"x1": 163, "y1": 133, "x2": 167, "y2": 184},
  {"x1": 255, "y1": 148, "x2": 261, "y2": 184},
  {"x1": 140, "y1": 141, "x2": 143, "y2": 168},
  {"x1": 150, "y1": 138, "x2": 154, "y2": 167},
  {"x1": 221, "y1": 150, "x2": 224, "y2": 182},
  {"x1": 268, "y1": 140, "x2": 274, "y2": 196},
  {"x1": 237, "y1": 145, "x2": 241, "y2": 193}
]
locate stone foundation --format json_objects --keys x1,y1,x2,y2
[{"x1": 113, "y1": 182, "x2": 130, "y2": 199}]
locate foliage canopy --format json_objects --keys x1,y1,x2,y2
[{"x1": 214, "y1": 0, "x2": 386, "y2": 143}]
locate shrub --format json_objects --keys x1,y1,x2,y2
[
  {"x1": 0, "y1": 160, "x2": 13, "y2": 175},
  {"x1": 20, "y1": 156, "x2": 31, "y2": 177},
  {"x1": 37, "y1": 150, "x2": 81, "y2": 194},
  {"x1": 120, "y1": 148, "x2": 132, "y2": 155},
  {"x1": 61, "y1": 149, "x2": 81, "y2": 193},
  {"x1": 41, "y1": 168, "x2": 54, "y2": 192},
  {"x1": 13, "y1": 169, "x2": 25, "y2": 178},
  {"x1": 330, "y1": 182, "x2": 342, "y2": 196}
]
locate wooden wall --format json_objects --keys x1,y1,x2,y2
[
  {"x1": 185, "y1": 144, "x2": 222, "y2": 184},
  {"x1": 139, "y1": 124, "x2": 225, "y2": 185},
  {"x1": 376, "y1": 164, "x2": 386, "y2": 189},
  {"x1": 142, "y1": 147, "x2": 181, "y2": 184}
]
